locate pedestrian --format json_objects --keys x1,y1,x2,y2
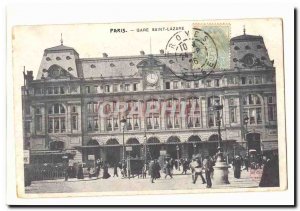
[
  {"x1": 174, "y1": 159, "x2": 178, "y2": 170},
  {"x1": 113, "y1": 162, "x2": 118, "y2": 177},
  {"x1": 142, "y1": 163, "x2": 148, "y2": 179},
  {"x1": 149, "y1": 160, "x2": 155, "y2": 183},
  {"x1": 243, "y1": 155, "x2": 249, "y2": 171},
  {"x1": 164, "y1": 161, "x2": 173, "y2": 179},
  {"x1": 190, "y1": 158, "x2": 206, "y2": 184},
  {"x1": 259, "y1": 152, "x2": 279, "y2": 187},
  {"x1": 64, "y1": 165, "x2": 69, "y2": 181},
  {"x1": 95, "y1": 159, "x2": 101, "y2": 178},
  {"x1": 233, "y1": 155, "x2": 242, "y2": 179},
  {"x1": 202, "y1": 156, "x2": 212, "y2": 188},
  {"x1": 77, "y1": 163, "x2": 84, "y2": 179},
  {"x1": 154, "y1": 159, "x2": 161, "y2": 179},
  {"x1": 102, "y1": 161, "x2": 111, "y2": 179},
  {"x1": 181, "y1": 158, "x2": 189, "y2": 175}
]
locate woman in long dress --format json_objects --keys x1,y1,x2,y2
[{"x1": 102, "y1": 161, "x2": 111, "y2": 179}]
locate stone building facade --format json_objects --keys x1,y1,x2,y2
[{"x1": 22, "y1": 31, "x2": 278, "y2": 165}]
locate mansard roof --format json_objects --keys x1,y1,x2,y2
[{"x1": 231, "y1": 34, "x2": 263, "y2": 42}]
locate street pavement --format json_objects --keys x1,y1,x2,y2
[{"x1": 25, "y1": 167, "x2": 260, "y2": 194}]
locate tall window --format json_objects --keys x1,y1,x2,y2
[
  {"x1": 48, "y1": 104, "x2": 66, "y2": 133},
  {"x1": 133, "y1": 83, "x2": 138, "y2": 91},
  {"x1": 125, "y1": 84, "x2": 130, "y2": 91},
  {"x1": 242, "y1": 94, "x2": 263, "y2": 125},
  {"x1": 146, "y1": 99, "x2": 160, "y2": 130},
  {"x1": 229, "y1": 98, "x2": 237, "y2": 123},
  {"x1": 207, "y1": 96, "x2": 222, "y2": 128},
  {"x1": 186, "y1": 97, "x2": 201, "y2": 128},
  {"x1": 35, "y1": 107, "x2": 42, "y2": 132},
  {"x1": 268, "y1": 96, "x2": 277, "y2": 121},
  {"x1": 165, "y1": 82, "x2": 170, "y2": 90},
  {"x1": 173, "y1": 81, "x2": 178, "y2": 89},
  {"x1": 87, "y1": 102, "x2": 98, "y2": 113},
  {"x1": 105, "y1": 85, "x2": 110, "y2": 93},
  {"x1": 165, "y1": 98, "x2": 180, "y2": 129},
  {"x1": 71, "y1": 106, "x2": 78, "y2": 130}
]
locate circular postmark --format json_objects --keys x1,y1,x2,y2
[{"x1": 165, "y1": 28, "x2": 218, "y2": 81}]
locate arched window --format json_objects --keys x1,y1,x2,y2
[
  {"x1": 242, "y1": 94, "x2": 263, "y2": 125},
  {"x1": 48, "y1": 104, "x2": 66, "y2": 133}
]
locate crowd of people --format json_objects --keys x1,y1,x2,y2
[{"x1": 63, "y1": 151, "x2": 279, "y2": 188}]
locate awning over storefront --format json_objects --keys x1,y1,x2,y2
[
  {"x1": 30, "y1": 150, "x2": 67, "y2": 156},
  {"x1": 74, "y1": 145, "x2": 101, "y2": 149}
]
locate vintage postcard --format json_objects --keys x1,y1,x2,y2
[{"x1": 11, "y1": 18, "x2": 287, "y2": 199}]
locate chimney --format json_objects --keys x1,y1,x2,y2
[
  {"x1": 160, "y1": 49, "x2": 164, "y2": 54},
  {"x1": 140, "y1": 50, "x2": 145, "y2": 55},
  {"x1": 27, "y1": 71, "x2": 34, "y2": 81},
  {"x1": 102, "y1": 53, "x2": 108, "y2": 58}
]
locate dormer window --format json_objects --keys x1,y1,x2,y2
[
  {"x1": 245, "y1": 45, "x2": 251, "y2": 50},
  {"x1": 110, "y1": 63, "x2": 115, "y2": 67},
  {"x1": 129, "y1": 62, "x2": 135, "y2": 66},
  {"x1": 56, "y1": 57, "x2": 61, "y2": 61},
  {"x1": 90, "y1": 64, "x2": 96, "y2": 68},
  {"x1": 261, "y1": 56, "x2": 266, "y2": 60},
  {"x1": 234, "y1": 46, "x2": 240, "y2": 50},
  {"x1": 169, "y1": 60, "x2": 174, "y2": 64},
  {"x1": 233, "y1": 58, "x2": 238, "y2": 62},
  {"x1": 66, "y1": 56, "x2": 71, "y2": 60},
  {"x1": 46, "y1": 57, "x2": 51, "y2": 61},
  {"x1": 68, "y1": 67, "x2": 73, "y2": 71}
]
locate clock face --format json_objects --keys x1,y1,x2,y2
[{"x1": 146, "y1": 73, "x2": 159, "y2": 85}]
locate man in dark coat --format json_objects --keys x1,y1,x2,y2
[
  {"x1": 102, "y1": 161, "x2": 111, "y2": 179},
  {"x1": 77, "y1": 163, "x2": 84, "y2": 179},
  {"x1": 113, "y1": 163, "x2": 119, "y2": 177},
  {"x1": 149, "y1": 160, "x2": 155, "y2": 183},
  {"x1": 259, "y1": 153, "x2": 279, "y2": 187},
  {"x1": 233, "y1": 155, "x2": 242, "y2": 179},
  {"x1": 202, "y1": 156, "x2": 212, "y2": 188},
  {"x1": 154, "y1": 159, "x2": 161, "y2": 179}
]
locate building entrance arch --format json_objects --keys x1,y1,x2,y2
[
  {"x1": 166, "y1": 136, "x2": 181, "y2": 159},
  {"x1": 105, "y1": 138, "x2": 121, "y2": 165},
  {"x1": 126, "y1": 138, "x2": 141, "y2": 159},
  {"x1": 207, "y1": 134, "x2": 219, "y2": 156},
  {"x1": 246, "y1": 133, "x2": 261, "y2": 154},
  {"x1": 187, "y1": 135, "x2": 202, "y2": 158},
  {"x1": 146, "y1": 137, "x2": 161, "y2": 160}
]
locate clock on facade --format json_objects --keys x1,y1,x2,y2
[{"x1": 146, "y1": 73, "x2": 159, "y2": 85}]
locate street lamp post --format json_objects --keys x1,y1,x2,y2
[
  {"x1": 212, "y1": 100, "x2": 230, "y2": 185},
  {"x1": 176, "y1": 145, "x2": 180, "y2": 171},
  {"x1": 120, "y1": 117, "x2": 127, "y2": 175},
  {"x1": 244, "y1": 116, "x2": 249, "y2": 155},
  {"x1": 193, "y1": 143, "x2": 197, "y2": 156},
  {"x1": 144, "y1": 135, "x2": 147, "y2": 165}
]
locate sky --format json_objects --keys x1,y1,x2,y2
[{"x1": 12, "y1": 19, "x2": 283, "y2": 78}]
